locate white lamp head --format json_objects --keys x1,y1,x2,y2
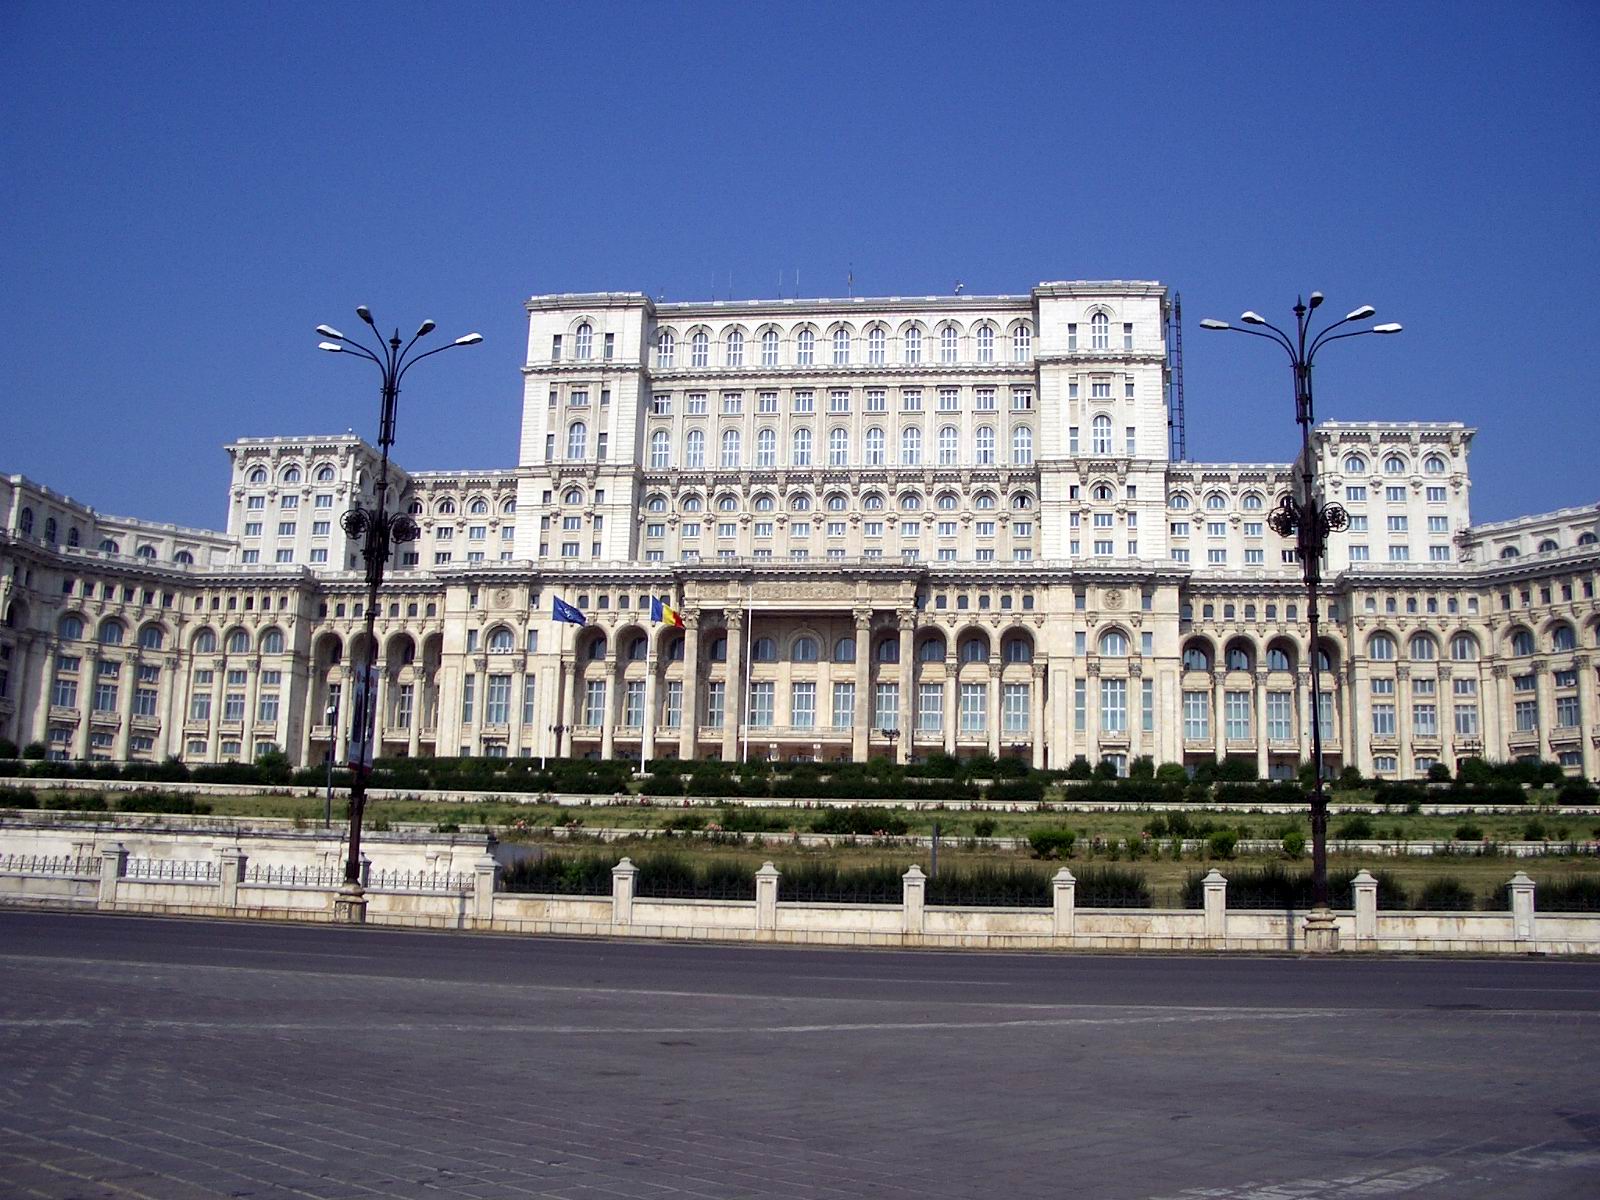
[
  {"x1": 1345, "y1": 305, "x2": 1376, "y2": 321},
  {"x1": 454, "y1": 333, "x2": 484, "y2": 346},
  {"x1": 1240, "y1": 311, "x2": 1267, "y2": 325},
  {"x1": 415, "y1": 319, "x2": 436, "y2": 337},
  {"x1": 316, "y1": 324, "x2": 344, "y2": 339},
  {"x1": 1308, "y1": 292, "x2": 1325, "y2": 309},
  {"x1": 1372, "y1": 323, "x2": 1403, "y2": 334},
  {"x1": 356, "y1": 305, "x2": 375, "y2": 326},
  {"x1": 317, "y1": 342, "x2": 343, "y2": 353},
  {"x1": 1199, "y1": 319, "x2": 1230, "y2": 330}
]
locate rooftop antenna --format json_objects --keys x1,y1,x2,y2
[
  {"x1": 848, "y1": 264, "x2": 854, "y2": 298},
  {"x1": 954, "y1": 281, "x2": 965, "y2": 294}
]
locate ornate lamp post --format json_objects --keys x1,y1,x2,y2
[
  {"x1": 1200, "y1": 294, "x2": 1400, "y2": 951},
  {"x1": 316, "y1": 308, "x2": 481, "y2": 921}
]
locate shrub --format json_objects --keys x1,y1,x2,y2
[
  {"x1": 1530, "y1": 877, "x2": 1600, "y2": 912},
  {"x1": 1415, "y1": 878, "x2": 1477, "y2": 911},
  {"x1": 1426, "y1": 763, "x2": 1452, "y2": 783},
  {"x1": 1156, "y1": 762, "x2": 1189, "y2": 783},
  {"x1": 1074, "y1": 866, "x2": 1151, "y2": 907},
  {"x1": 809, "y1": 807, "x2": 909, "y2": 837},
  {"x1": 926, "y1": 863, "x2": 1051, "y2": 907},
  {"x1": 0, "y1": 785, "x2": 38, "y2": 809},
  {"x1": 714, "y1": 806, "x2": 790, "y2": 834},
  {"x1": 21, "y1": 742, "x2": 46, "y2": 760},
  {"x1": 1216, "y1": 755, "x2": 1258, "y2": 782},
  {"x1": 1182, "y1": 865, "x2": 1407, "y2": 909},
  {"x1": 1454, "y1": 823, "x2": 1485, "y2": 841},
  {"x1": 638, "y1": 774, "x2": 685, "y2": 797},
  {"x1": 1523, "y1": 820, "x2": 1548, "y2": 841},
  {"x1": 0, "y1": 738, "x2": 17, "y2": 759},
  {"x1": 1027, "y1": 828, "x2": 1077, "y2": 859},
  {"x1": 1559, "y1": 780, "x2": 1599, "y2": 806},
  {"x1": 1064, "y1": 756, "x2": 1092, "y2": 781},
  {"x1": 1336, "y1": 765, "x2": 1365, "y2": 790},
  {"x1": 661, "y1": 813, "x2": 706, "y2": 832},
  {"x1": 1127, "y1": 755, "x2": 1155, "y2": 780},
  {"x1": 1206, "y1": 830, "x2": 1238, "y2": 859},
  {"x1": 779, "y1": 861, "x2": 902, "y2": 904},
  {"x1": 499, "y1": 853, "x2": 614, "y2": 895},
  {"x1": 986, "y1": 780, "x2": 1044, "y2": 805},
  {"x1": 1282, "y1": 830, "x2": 1306, "y2": 859},
  {"x1": 1144, "y1": 815, "x2": 1169, "y2": 838},
  {"x1": 972, "y1": 817, "x2": 997, "y2": 839},
  {"x1": 115, "y1": 791, "x2": 211, "y2": 815},
  {"x1": 1335, "y1": 816, "x2": 1375, "y2": 839}
]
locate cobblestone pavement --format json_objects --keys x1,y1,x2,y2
[{"x1": 1, "y1": 911, "x2": 1598, "y2": 1199}]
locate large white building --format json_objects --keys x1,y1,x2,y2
[{"x1": 3, "y1": 280, "x2": 1597, "y2": 780}]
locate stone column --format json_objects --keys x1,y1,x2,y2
[
  {"x1": 1051, "y1": 866, "x2": 1075, "y2": 937},
  {"x1": 560, "y1": 654, "x2": 579, "y2": 758},
  {"x1": 679, "y1": 613, "x2": 700, "y2": 760},
  {"x1": 159, "y1": 651, "x2": 182, "y2": 762},
  {"x1": 1211, "y1": 672, "x2": 1226, "y2": 764},
  {"x1": 599, "y1": 661, "x2": 617, "y2": 762},
  {"x1": 218, "y1": 846, "x2": 246, "y2": 908},
  {"x1": 986, "y1": 673, "x2": 1001, "y2": 759},
  {"x1": 611, "y1": 856, "x2": 638, "y2": 926},
  {"x1": 30, "y1": 638, "x2": 54, "y2": 747},
  {"x1": 1297, "y1": 669, "x2": 1313, "y2": 765},
  {"x1": 1577, "y1": 654, "x2": 1598, "y2": 779},
  {"x1": 469, "y1": 656, "x2": 487, "y2": 757},
  {"x1": 298, "y1": 667, "x2": 320, "y2": 767},
  {"x1": 1489, "y1": 664, "x2": 1510, "y2": 762},
  {"x1": 1396, "y1": 665, "x2": 1413, "y2": 778},
  {"x1": 896, "y1": 611, "x2": 914, "y2": 764},
  {"x1": 1087, "y1": 660, "x2": 1103, "y2": 766},
  {"x1": 73, "y1": 647, "x2": 98, "y2": 760},
  {"x1": 754, "y1": 860, "x2": 780, "y2": 933},
  {"x1": 115, "y1": 651, "x2": 138, "y2": 760},
  {"x1": 1351, "y1": 869, "x2": 1377, "y2": 942},
  {"x1": 1349, "y1": 660, "x2": 1371, "y2": 776},
  {"x1": 241, "y1": 659, "x2": 262, "y2": 756},
  {"x1": 1508, "y1": 870, "x2": 1536, "y2": 941},
  {"x1": 1127, "y1": 662, "x2": 1144, "y2": 763},
  {"x1": 1534, "y1": 661, "x2": 1554, "y2": 763},
  {"x1": 721, "y1": 609, "x2": 744, "y2": 762},
  {"x1": 1031, "y1": 662, "x2": 1047, "y2": 770},
  {"x1": 851, "y1": 609, "x2": 871, "y2": 762},
  {"x1": 1254, "y1": 670, "x2": 1269, "y2": 779},
  {"x1": 943, "y1": 657, "x2": 958, "y2": 755},
  {"x1": 473, "y1": 853, "x2": 498, "y2": 925},
  {"x1": 97, "y1": 842, "x2": 127, "y2": 909},
  {"x1": 1202, "y1": 868, "x2": 1227, "y2": 940},
  {"x1": 509, "y1": 662, "x2": 526, "y2": 756},
  {"x1": 407, "y1": 674, "x2": 424, "y2": 759},
  {"x1": 1438, "y1": 665, "x2": 1456, "y2": 772},
  {"x1": 901, "y1": 864, "x2": 926, "y2": 937}
]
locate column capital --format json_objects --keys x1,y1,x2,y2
[
  {"x1": 726, "y1": 609, "x2": 745, "y2": 631},
  {"x1": 896, "y1": 608, "x2": 917, "y2": 628},
  {"x1": 853, "y1": 607, "x2": 874, "y2": 630}
]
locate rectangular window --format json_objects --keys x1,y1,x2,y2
[
  {"x1": 1514, "y1": 699, "x2": 1538, "y2": 732},
  {"x1": 1074, "y1": 679, "x2": 1086, "y2": 733},
  {"x1": 917, "y1": 683, "x2": 943, "y2": 733},
  {"x1": 189, "y1": 689, "x2": 210, "y2": 722},
  {"x1": 1413, "y1": 703, "x2": 1438, "y2": 738},
  {"x1": 623, "y1": 680, "x2": 645, "y2": 728},
  {"x1": 1267, "y1": 691, "x2": 1293, "y2": 741},
  {"x1": 485, "y1": 674, "x2": 511, "y2": 725},
  {"x1": 133, "y1": 687, "x2": 159, "y2": 717},
  {"x1": 1002, "y1": 682, "x2": 1029, "y2": 733},
  {"x1": 1426, "y1": 486, "x2": 1446, "y2": 503},
  {"x1": 1371, "y1": 701, "x2": 1396, "y2": 738},
  {"x1": 1556, "y1": 695, "x2": 1580, "y2": 728},
  {"x1": 663, "y1": 680, "x2": 683, "y2": 729},
  {"x1": 832, "y1": 682, "x2": 855, "y2": 730},
  {"x1": 1100, "y1": 677, "x2": 1127, "y2": 734},
  {"x1": 749, "y1": 681, "x2": 775, "y2": 728},
  {"x1": 959, "y1": 682, "x2": 986, "y2": 733},
  {"x1": 1454, "y1": 703, "x2": 1480, "y2": 737},
  {"x1": 873, "y1": 682, "x2": 899, "y2": 731},
  {"x1": 582, "y1": 679, "x2": 606, "y2": 726},
  {"x1": 705, "y1": 681, "x2": 725, "y2": 729},
  {"x1": 460, "y1": 674, "x2": 476, "y2": 725},
  {"x1": 791, "y1": 682, "x2": 816, "y2": 729},
  {"x1": 1224, "y1": 690, "x2": 1251, "y2": 740},
  {"x1": 1141, "y1": 677, "x2": 1155, "y2": 733},
  {"x1": 224, "y1": 690, "x2": 245, "y2": 722}
]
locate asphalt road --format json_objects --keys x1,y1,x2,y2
[{"x1": 1, "y1": 912, "x2": 1597, "y2": 1199}]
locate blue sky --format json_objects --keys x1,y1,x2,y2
[{"x1": 3, "y1": 1, "x2": 1596, "y2": 530}]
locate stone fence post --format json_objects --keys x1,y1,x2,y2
[
  {"x1": 97, "y1": 843, "x2": 127, "y2": 909},
  {"x1": 473, "y1": 854, "x2": 498, "y2": 925},
  {"x1": 1508, "y1": 871, "x2": 1536, "y2": 941},
  {"x1": 1351, "y1": 869, "x2": 1378, "y2": 942},
  {"x1": 902, "y1": 864, "x2": 926, "y2": 937},
  {"x1": 754, "y1": 861, "x2": 780, "y2": 933},
  {"x1": 612, "y1": 857, "x2": 638, "y2": 927},
  {"x1": 1202, "y1": 868, "x2": 1228, "y2": 940},
  {"x1": 218, "y1": 847, "x2": 247, "y2": 908},
  {"x1": 1052, "y1": 868, "x2": 1076, "y2": 938}
]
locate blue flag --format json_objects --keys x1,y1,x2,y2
[{"x1": 551, "y1": 597, "x2": 586, "y2": 625}]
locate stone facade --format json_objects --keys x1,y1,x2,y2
[{"x1": 2, "y1": 280, "x2": 1597, "y2": 779}]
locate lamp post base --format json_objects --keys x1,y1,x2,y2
[
  {"x1": 1303, "y1": 906, "x2": 1340, "y2": 954},
  {"x1": 333, "y1": 883, "x2": 368, "y2": 925}
]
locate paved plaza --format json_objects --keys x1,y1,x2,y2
[{"x1": 0, "y1": 912, "x2": 1598, "y2": 1198}]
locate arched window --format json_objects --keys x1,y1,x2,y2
[
  {"x1": 1537, "y1": 539, "x2": 1559, "y2": 553},
  {"x1": 486, "y1": 627, "x2": 515, "y2": 653},
  {"x1": 936, "y1": 491, "x2": 958, "y2": 511},
  {"x1": 753, "y1": 494, "x2": 775, "y2": 513},
  {"x1": 98, "y1": 618, "x2": 125, "y2": 645},
  {"x1": 826, "y1": 493, "x2": 847, "y2": 512},
  {"x1": 646, "y1": 495, "x2": 669, "y2": 515},
  {"x1": 173, "y1": 549, "x2": 193, "y2": 564},
  {"x1": 1182, "y1": 643, "x2": 1212, "y2": 672},
  {"x1": 722, "y1": 428, "x2": 742, "y2": 469},
  {"x1": 1383, "y1": 454, "x2": 1407, "y2": 475},
  {"x1": 57, "y1": 613, "x2": 84, "y2": 640},
  {"x1": 1003, "y1": 636, "x2": 1033, "y2": 664},
  {"x1": 224, "y1": 629, "x2": 249, "y2": 655},
  {"x1": 138, "y1": 625, "x2": 165, "y2": 650},
  {"x1": 281, "y1": 465, "x2": 301, "y2": 484},
  {"x1": 917, "y1": 635, "x2": 947, "y2": 662},
  {"x1": 1205, "y1": 492, "x2": 1228, "y2": 511},
  {"x1": 1091, "y1": 484, "x2": 1114, "y2": 503},
  {"x1": 437, "y1": 498, "x2": 456, "y2": 515},
  {"x1": 690, "y1": 329, "x2": 709, "y2": 368},
  {"x1": 899, "y1": 492, "x2": 922, "y2": 511},
  {"x1": 650, "y1": 429, "x2": 672, "y2": 469},
  {"x1": 261, "y1": 628, "x2": 285, "y2": 655},
  {"x1": 708, "y1": 635, "x2": 726, "y2": 662},
  {"x1": 1266, "y1": 646, "x2": 1292, "y2": 671},
  {"x1": 959, "y1": 636, "x2": 988, "y2": 664},
  {"x1": 832, "y1": 327, "x2": 850, "y2": 365},
  {"x1": 761, "y1": 328, "x2": 779, "y2": 366},
  {"x1": 626, "y1": 636, "x2": 647, "y2": 661},
  {"x1": 469, "y1": 498, "x2": 488, "y2": 516},
  {"x1": 792, "y1": 636, "x2": 819, "y2": 663},
  {"x1": 316, "y1": 464, "x2": 336, "y2": 482},
  {"x1": 902, "y1": 326, "x2": 922, "y2": 364},
  {"x1": 247, "y1": 468, "x2": 268, "y2": 485},
  {"x1": 833, "y1": 637, "x2": 856, "y2": 663},
  {"x1": 900, "y1": 426, "x2": 921, "y2": 466},
  {"x1": 876, "y1": 638, "x2": 900, "y2": 663},
  {"x1": 1424, "y1": 455, "x2": 1447, "y2": 475},
  {"x1": 192, "y1": 628, "x2": 217, "y2": 654},
  {"x1": 1499, "y1": 545, "x2": 1520, "y2": 559},
  {"x1": 566, "y1": 421, "x2": 587, "y2": 460},
  {"x1": 752, "y1": 637, "x2": 777, "y2": 662},
  {"x1": 1450, "y1": 633, "x2": 1478, "y2": 661},
  {"x1": 1510, "y1": 629, "x2": 1535, "y2": 656},
  {"x1": 790, "y1": 493, "x2": 812, "y2": 512},
  {"x1": 136, "y1": 544, "x2": 157, "y2": 559},
  {"x1": 1552, "y1": 624, "x2": 1578, "y2": 652},
  {"x1": 1221, "y1": 642, "x2": 1251, "y2": 671},
  {"x1": 657, "y1": 329, "x2": 676, "y2": 367},
  {"x1": 67, "y1": 527, "x2": 80, "y2": 547},
  {"x1": 1369, "y1": 633, "x2": 1398, "y2": 661},
  {"x1": 1090, "y1": 311, "x2": 1110, "y2": 350},
  {"x1": 1011, "y1": 426, "x2": 1033, "y2": 466},
  {"x1": 937, "y1": 425, "x2": 959, "y2": 465},
  {"x1": 1580, "y1": 532, "x2": 1598, "y2": 546},
  {"x1": 1170, "y1": 493, "x2": 1191, "y2": 510},
  {"x1": 1241, "y1": 493, "x2": 1264, "y2": 511},
  {"x1": 940, "y1": 325, "x2": 959, "y2": 363},
  {"x1": 1012, "y1": 323, "x2": 1032, "y2": 361},
  {"x1": 865, "y1": 426, "x2": 886, "y2": 466},
  {"x1": 863, "y1": 492, "x2": 885, "y2": 511},
  {"x1": 586, "y1": 635, "x2": 608, "y2": 661},
  {"x1": 976, "y1": 324, "x2": 995, "y2": 363},
  {"x1": 867, "y1": 325, "x2": 886, "y2": 364},
  {"x1": 973, "y1": 491, "x2": 996, "y2": 511},
  {"x1": 43, "y1": 517, "x2": 56, "y2": 543},
  {"x1": 685, "y1": 429, "x2": 705, "y2": 469},
  {"x1": 1342, "y1": 454, "x2": 1368, "y2": 474},
  {"x1": 681, "y1": 494, "x2": 703, "y2": 513},
  {"x1": 828, "y1": 427, "x2": 849, "y2": 466},
  {"x1": 1408, "y1": 633, "x2": 1436, "y2": 661},
  {"x1": 1011, "y1": 492, "x2": 1033, "y2": 511},
  {"x1": 667, "y1": 636, "x2": 685, "y2": 662},
  {"x1": 975, "y1": 425, "x2": 996, "y2": 465},
  {"x1": 726, "y1": 328, "x2": 744, "y2": 367},
  {"x1": 755, "y1": 427, "x2": 777, "y2": 467},
  {"x1": 791, "y1": 427, "x2": 812, "y2": 467},
  {"x1": 1099, "y1": 630, "x2": 1129, "y2": 657},
  {"x1": 1092, "y1": 415, "x2": 1113, "y2": 454},
  {"x1": 718, "y1": 494, "x2": 739, "y2": 512},
  {"x1": 574, "y1": 323, "x2": 593, "y2": 359},
  {"x1": 563, "y1": 488, "x2": 584, "y2": 506},
  {"x1": 99, "y1": 539, "x2": 120, "y2": 554},
  {"x1": 796, "y1": 328, "x2": 815, "y2": 365}
]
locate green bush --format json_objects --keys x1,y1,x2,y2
[
  {"x1": 499, "y1": 853, "x2": 614, "y2": 895},
  {"x1": 972, "y1": 817, "x2": 997, "y2": 839},
  {"x1": 1335, "y1": 815, "x2": 1375, "y2": 839},
  {"x1": 115, "y1": 791, "x2": 211, "y2": 815},
  {"x1": 1064, "y1": 756, "x2": 1092, "y2": 781},
  {"x1": 1523, "y1": 819, "x2": 1548, "y2": 841},
  {"x1": 0, "y1": 738, "x2": 17, "y2": 759},
  {"x1": 1183, "y1": 865, "x2": 1408, "y2": 910},
  {"x1": 809, "y1": 807, "x2": 909, "y2": 837},
  {"x1": 1415, "y1": 878, "x2": 1477, "y2": 911},
  {"x1": 713, "y1": 806, "x2": 791, "y2": 834},
  {"x1": 1074, "y1": 866, "x2": 1152, "y2": 907},
  {"x1": 638, "y1": 774, "x2": 685, "y2": 797},
  {"x1": 779, "y1": 861, "x2": 903, "y2": 904},
  {"x1": 1336, "y1": 765, "x2": 1365, "y2": 790},
  {"x1": 0, "y1": 785, "x2": 38, "y2": 809},
  {"x1": 1156, "y1": 762, "x2": 1189, "y2": 783},
  {"x1": 1282, "y1": 830, "x2": 1306, "y2": 859},
  {"x1": 986, "y1": 780, "x2": 1044, "y2": 805},
  {"x1": 1206, "y1": 830, "x2": 1238, "y2": 859},
  {"x1": 21, "y1": 742, "x2": 46, "y2": 760},
  {"x1": 660, "y1": 813, "x2": 706, "y2": 832},
  {"x1": 1426, "y1": 763, "x2": 1452, "y2": 783},
  {"x1": 1027, "y1": 828, "x2": 1077, "y2": 859},
  {"x1": 926, "y1": 863, "x2": 1051, "y2": 907},
  {"x1": 1529, "y1": 877, "x2": 1600, "y2": 912},
  {"x1": 1454, "y1": 822, "x2": 1485, "y2": 841}
]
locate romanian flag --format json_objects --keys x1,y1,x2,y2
[{"x1": 650, "y1": 596, "x2": 685, "y2": 627}]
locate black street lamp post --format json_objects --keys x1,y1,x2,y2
[
  {"x1": 317, "y1": 308, "x2": 481, "y2": 921},
  {"x1": 1201, "y1": 295, "x2": 1401, "y2": 950}
]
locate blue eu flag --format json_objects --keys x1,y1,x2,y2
[{"x1": 551, "y1": 596, "x2": 587, "y2": 625}]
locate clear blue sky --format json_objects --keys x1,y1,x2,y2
[{"x1": 3, "y1": 1, "x2": 1596, "y2": 530}]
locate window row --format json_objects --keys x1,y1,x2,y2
[
  {"x1": 637, "y1": 425, "x2": 1034, "y2": 469},
  {"x1": 653, "y1": 321, "x2": 1035, "y2": 369}
]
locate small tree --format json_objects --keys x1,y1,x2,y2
[
  {"x1": 1064, "y1": 755, "x2": 1092, "y2": 781},
  {"x1": 21, "y1": 741, "x2": 46, "y2": 761},
  {"x1": 1128, "y1": 755, "x2": 1155, "y2": 780},
  {"x1": 1155, "y1": 761, "x2": 1189, "y2": 784},
  {"x1": 1427, "y1": 762, "x2": 1452, "y2": 783}
]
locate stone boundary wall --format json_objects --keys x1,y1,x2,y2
[{"x1": 1, "y1": 823, "x2": 1593, "y2": 955}]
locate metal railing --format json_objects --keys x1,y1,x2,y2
[
  {"x1": 124, "y1": 858, "x2": 220, "y2": 882},
  {"x1": 0, "y1": 853, "x2": 97, "y2": 876}
]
